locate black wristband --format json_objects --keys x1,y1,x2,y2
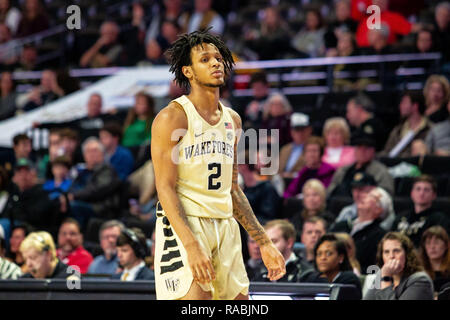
[{"x1": 381, "y1": 276, "x2": 393, "y2": 282}]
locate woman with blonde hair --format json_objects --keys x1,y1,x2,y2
[
  {"x1": 419, "y1": 226, "x2": 450, "y2": 293},
  {"x1": 423, "y1": 74, "x2": 450, "y2": 123},
  {"x1": 289, "y1": 179, "x2": 334, "y2": 237},
  {"x1": 261, "y1": 92, "x2": 293, "y2": 146},
  {"x1": 20, "y1": 231, "x2": 78, "y2": 280},
  {"x1": 321, "y1": 117, "x2": 355, "y2": 169}
]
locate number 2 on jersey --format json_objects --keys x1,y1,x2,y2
[{"x1": 208, "y1": 163, "x2": 221, "y2": 190}]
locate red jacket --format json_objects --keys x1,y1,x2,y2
[
  {"x1": 356, "y1": 10, "x2": 411, "y2": 47},
  {"x1": 57, "y1": 246, "x2": 93, "y2": 274}
]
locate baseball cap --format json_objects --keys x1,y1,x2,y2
[
  {"x1": 351, "y1": 131, "x2": 376, "y2": 148},
  {"x1": 350, "y1": 172, "x2": 377, "y2": 188},
  {"x1": 290, "y1": 112, "x2": 310, "y2": 128},
  {"x1": 14, "y1": 158, "x2": 34, "y2": 171}
]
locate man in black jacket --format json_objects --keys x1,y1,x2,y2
[
  {"x1": 253, "y1": 219, "x2": 319, "y2": 282},
  {"x1": 331, "y1": 187, "x2": 392, "y2": 274},
  {"x1": 1, "y1": 158, "x2": 62, "y2": 238},
  {"x1": 392, "y1": 175, "x2": 450, "y2": 247},
  {"x1": 64, "y1": 137, "x2": 123, "y2": 231}
]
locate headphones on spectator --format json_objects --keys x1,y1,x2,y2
[
  {"x1": 122, "y1": 228, "x2": 147, "y2": 259},
  {"x1": 35, "y1": 234, "x2": 50, "y2": 252}
]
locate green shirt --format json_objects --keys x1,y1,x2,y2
[{"x1": 122, "y1": 119, "x2": 151, "y2": 147}]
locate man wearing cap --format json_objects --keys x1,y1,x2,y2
[
  {"x1": 327, "y1": 132, "x2": 394, "y2": 198},
  {"x1": 278, "y1": 112, "x2": 313, "y2": 178},
  {"x1": 330, "y1": 187, "x2": 390, "y2": 274},
  {"x1": 332, "y1": 172, "x2": 396, "y2": 231},
  {"x1": 346, "y1": 93, "x2": 387, "y2": 152},
  {"x1": 0, "y1": 158, "x2": 62, "y2": 238}
]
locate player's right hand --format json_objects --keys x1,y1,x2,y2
[
  {"x1": 185, "y1": 241, "x2": 216, "y2": 284},
  {"x1": 260, "y1": 242, "x2": 286, "y2": 281}
]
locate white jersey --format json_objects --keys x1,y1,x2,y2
[{"x1": 172, "y1": 95, "x2": 236, "y2": 219}]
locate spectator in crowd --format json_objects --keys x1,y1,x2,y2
[
  {"x1": 424, "y1": 99, "x2": 450, "y2": 155},
  {"x1": 331, "y1": 187, "x2": 390, "y2": 273},
  {"x1": 300, "y1": 216, "x2": 327, "y2": 264},
  {"x1": 0, "y1": 71, "x2": 18, "y2": 121},
  {"x1": 253, "y1": 219, "x2": 317, "y2": 282},
  {"x1": 0, "y1": 133, "x2": 34, "y2": 179},
  {"x1": 345, "y1": 93, "x2": 387, "y2": 152},
  {"x1": 0, "y1": 23, "x2": 19, "y2": 66},
  {"x1": 404, "y1": 28, "x2": 438, "y2": 70},
  {"x1": 355, "y1": 0, "x2": 417, "y2": 48},
  {"x1": 23, "y1": 69, "x2": 64, "y2": 112},
  {"x1": 59, "y1": 128, "x2": 83, "y2": 165},
  {"x1": 422, "y1": 74, "x2": 449, "y2": 123},
  {"x1": 145, "y1": 0, "x2": 183, "y2": 44},
  {"x1": 245, "y1": 236, "x2": 265, "y2": 281},
  {"x1": 327, "y1": 131, "x2": 394, "y2": 198},
  {"x1": 79, "y1": 21, "x2": 123, "y2": 68},
  {"x1": 5, "y1": 224, "x2": 29, "y2": 272},
  {"x1": 322, "y1": 117, "x2": 355, "y2": 169},
  {"x1": 0, "y1": 233, "x2": 21, "y2": 279},
  {"x1": 16, "y1": 0, "x2": 49, "y2": 38},
  {"x1": 242, "y1": 72, "x2": 270, "y2": 130},
  {"x1": 333, "y1": 172, "x2": 376, "y2": 225},
  {"x1": 335, "y1": 232, "x2": 362, "y2": 276},
  {"x1": 239, "y1": 151, "x2": 280, "y2": 225},
  {"x1": 362, "y1": 25, "x2": 395, "y2": 56},
  {"x1": 43, "y1": 156, "x2": 72, "y2": 200},
  {"x1": 324, "y1": 0, "x2": 358, "y2": 50},
  {"x1": 327, "y1": 31, "x2": 363, "y2": 90},
  {"x1": 243, "y1": 6, "x2": 293, "y2": 60},
  {"x1": 99, "y1": 122, "x2": 134, "y2": 180},
  {"x1": 179, "y1": 0, "x2": 224, "y2": 35},
  {"x1": 112, "y1": 228, "x2": 154, "y2": 281},
  {"x1": 278, "y1": 113, "x2": 313, "y2": 178},
  {"x1": 419, "y1": 226, "x2": 450, "y2": 293},
  {"x1": 432, "y1": 2, "x2": 450, "y2": 64},
  {"x1": 20, "y1": 231, "x2": 79, "y2": 280},
  {"x1": 381, "y1": 91, "x2": 432, "y2": 158},
  {"x1": 260, "y1": 92, "x2": 292, "y2": 147},
  {"x1": 56, "y1": 218, "x2": 93, "y2": 274},
  {"x1": 0, "y1": 166, "x2": 9, "y2": 241},
  {"x1": 364, "y1": 232, "x2": 434, "y2": 300},
  {"x1": 392, "y1": 175, "x2": 450, "y2": 248},
  {"x1": 120, "y1": 2, "x2": 147, "y2": 66},
  {"x1": 122, "y1": 92, "x2": 155, "y2": 148},
  {"x1": 291, "y1": 9, "x2": 326, "y2": 57},
  {"x1": 64, "y1": 137, "x2": 122, "y2": 231},
  {"x1": 36, "y1": 93, "x2": 124, "y2": 144},
  {"x1": 11, "y1": 44, "x2": 39, "y2": 73},
  {"x1": 289, "y1": 179, "x2": 335, "y2": 239},
  {"x1": 140, "y1": 19, "x2": 180, "y2": 66},
  {"x1": 1, "y1": 158, "x2": 62, "y2": 238},
  {"x1": 36, "y1": 128, "x2": 62, "y2": 180},
  {"x1": 312, "y1": 233, "x2": 362, "y2": 298},
  {"x1": 284, "y1": 137, "x2": 336, "y2": 198},
  {"x1": 0, "y1": 0, "x2": 22, "y2": 36},
  {"x1": 87, "y1": 220, "x2": 124, "y2": 276}
]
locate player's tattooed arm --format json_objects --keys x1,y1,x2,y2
[{"x1": 229, "y1": 108, "x2": 286, "y2": 281}]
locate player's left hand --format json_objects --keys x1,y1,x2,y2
[{"x1": 260, "y1": 243, "x2": 286, "y2": 281}]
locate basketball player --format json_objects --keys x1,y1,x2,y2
[{"x1": 151, "y1": 30, "x2": 286, "y2": 300}]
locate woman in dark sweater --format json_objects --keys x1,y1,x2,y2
[
  {"x1": 419, "y1": 226, "x2": 450, "y2": 294},
  {"x1": 312, "y1": 233, "x2": 362, "y2": 299}
]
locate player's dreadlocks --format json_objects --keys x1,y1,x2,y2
[{"x1": 165, "y1": 29, "x2": 234, "y2": 90}]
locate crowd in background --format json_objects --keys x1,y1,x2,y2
[{"x1": 0, "y1": 0, "x2": 450, "y2": 300}]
